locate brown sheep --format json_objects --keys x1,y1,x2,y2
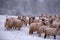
[
  {"x1": 4, "y1": 18, "x2": 14, "y2": 30},
  {"x1": 38, "y1": 25, "x2": 50, "y2": 37},
  {"x1": 44, "y1": 28, "x2": 59, "y2": 39},
  {"x1": 13, "y1": 19, "x2": 23, "y2": 30},
  {"x1": 4, "y1": 17, "x2": 24, "y2": 30},
  {"x1": 29, "y1": 16, "x2": 41, "y2": 25},
  {"x1": 41, "y1": 18, "x2": 50, "y2": 26},
  {"x1": 29, "y1": 21, "x2": 43, "y2": 34},
  {"x1": 42, "y1": 20, "x2": 49, "y2": 26},
  {"x1": 51, "y1": 19, "x2": 60, "y2": 28},
  {"x1": 34, "y1": 20, "x2": 40, "y2": 23}
]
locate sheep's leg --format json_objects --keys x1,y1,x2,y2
[
  {"x1": 6, "y1": 26, "x2": 12, "y2": 30},
  {"x1": 29, "y1": 20, "x2": 30, "y2": 25},
  {"x1": 37, "y1": 31, "x2": 39, "y2": 34},
  {"x1": 6, "y1": 27, "x2": 9, "y2": 30},
  {"x1": 18, "y1": 28, "x2": 20, "y2": 30},
  {"x1": 25, "y1": 23, "x2": 27, "y2": 26},
  {"x1": 12, "y1": 26, "x2": 14, "y2": 29},
  {"x1": 18, "y1": 27, "x2": 20, "y2": 30},
  {"x1": 9, "y1": 27, "x2": 12, "y2": 29},
  {"x1": 9, "y1": 26, "x2": 12, "y2": 29},
  {"x1": 39, "y1": 32, "x2": 41, "y2": 37},
  {"x1": 29, "y1": 29, "x2": 33, "y2": 34},
  {"x1": 14, "y1": 26, "x2": 16, "y2": 30},
  {"x1": 44, "y1": 30, "x2": 47, "y2": 38},
  {"x1": 15, "y1": 27, "x2": 16, "y2": 29},
  {"x1": 29, "y1": 22, "x2": 31, "y2": 25},
  {"x1": 44, "y1": 33, "x2": 47, "y2": 38},
  {"x1": 54, "y1": 35, "x2": 56, "y2": 39},
  {"x1": 25, "y1": 22, "x2": 27, "y2": 26},
  {"x1": 39, "y1": 34, "x2": 41, "y2": 37}
]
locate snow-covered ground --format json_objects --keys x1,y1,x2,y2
[{"x1": 0, "y1": 15, "x2": 60, "y2": 40}]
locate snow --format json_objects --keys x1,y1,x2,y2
[
  {"x1": 35, "y1": 16, "x2": 39, "y2": 20},
  {"x1": 0, "y1": 15, "x2": 60, "y2": 40}
]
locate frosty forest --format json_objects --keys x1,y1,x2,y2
[{"x1": 0, "y1": 0, "x2": 60, "y2": 15}]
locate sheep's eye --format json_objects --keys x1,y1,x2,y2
[
  {"x1": 53, "y1": 26, "x2": 56, "y2": 28},
  {"x1": 59, "y1": 26, "x2": 60, "y2": 28}
]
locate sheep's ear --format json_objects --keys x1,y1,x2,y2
[
  {"x1": 6, "y1": 19, "x2": 9, "y2": 21},
  {"x1": 21, "y1": 19, "x2": 25, "y2": 22},
  {"x1": 18, "y1": 16, "x2": 21, "y2": 20}
]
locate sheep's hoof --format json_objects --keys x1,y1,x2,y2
[
  {"x1": 39, "y1": 34, "x2": 41, "y2": 37},
  {"x1": 54, "y1": 37, "x2": 56, "y2": 39},
  {"x1": 44, "y1": 35, "x2": 46, "y2": 38},
  {"x1": 25, "y1": 24, "x2": 27, "y2": 26},
  {"x1": 29, "y1": 32, "x2": 33, "y2": 34},
  {"x1": 37, "y1": 31, "x2": 39, "y2": 34},
  {"x1": 18, "y1": 28, "x2": 20, "y2": 30},
  {"x1": 54, "y1": 36, "x2": 56, "y2": 39},
  {"x1": 29, "y1": 30, "x2": 33, "y2": 34},
  {"x1": 44, "y1": 37, "x2": 46, "y2": 39},
  {"x1": 54, "y1": 35, "x2": 56, "y2": 39},
  {"x1": 6, "y1": 28, "x2": 11, "y2": 30}
]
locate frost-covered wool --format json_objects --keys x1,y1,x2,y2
[
  {"x1": 29, "y1": 22, "x2": 42, "y2": 34},
  {"x1": 44, "y1": 28, "x2": 58, "y2": 39},
  {"x1": 38, "y1": 26, "x2": 50, "y2": 36},
  {"x1": 4, "y1": 18, "x2": 15, "y2": 30},
  {"x1": 4, "y1": 17, "x2": 23, "y2": 30}
]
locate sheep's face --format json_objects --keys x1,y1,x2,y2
[
  {"x1": 31, "y1": 16, "x2": 35, "y2": 20},
  {"x1": 18, "y1": 16, "x2": 21, "y2": 20},
  {"x1": 5, "y1": 18, "x2": 13, "y2": 27},
  {"x1": 5, "y1": 19, "x2": 9, "y2": 28},
  {"x1": 21, "y1": 19, "x2": 25, "y2": 22},
  {"x1": 41, "y1": 18, "x2": 45, "y2": 21}
]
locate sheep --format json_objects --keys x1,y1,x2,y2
[
  {"x1": 4, "y1": 17, "x2": 24, "y2": 30},
  {"x1": 43, "y1": 20, "x2": 50, "y2": 26},
  {"x1": 29, "y1": 16, "x2": 35, "y2": 25},
  {"x1": 13, "y1": 19, "x2": 23, "y2": 30},
  {"x1": 34, "y1": 19, "x2": 40, "y2": 23},
  {"x1": 29, "y1": 21, "x2": 43, "y2": 34},
  {"x1": 40, "y1": 18, "x2": 50, "y2": 26},
  {"x1": 29, "y1": 23, "x2": 39, "y2": 34},
  {"x1": 18, "y1": 16, "x2": 29, "y2": 26},
  {"x1": 51, "y1": 19, "x2": 60, "y2": 28},
  {"x1": 44, "y1": 28, "x2": 59, "y2": 39},
  {"x1": 4, "y1": 18, "x2": 14, "y2": 30},
  {"x1": 38, "y1": 25, "x2": 50, "y2": 37}
]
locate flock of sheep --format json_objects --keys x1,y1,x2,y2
[{"x1": 4, "y1": 14, "x2": 60, "y2": 39}]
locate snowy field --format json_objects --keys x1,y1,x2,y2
[{"x1": 0, "y1": 15, "x2": 60, "y2": 40}]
